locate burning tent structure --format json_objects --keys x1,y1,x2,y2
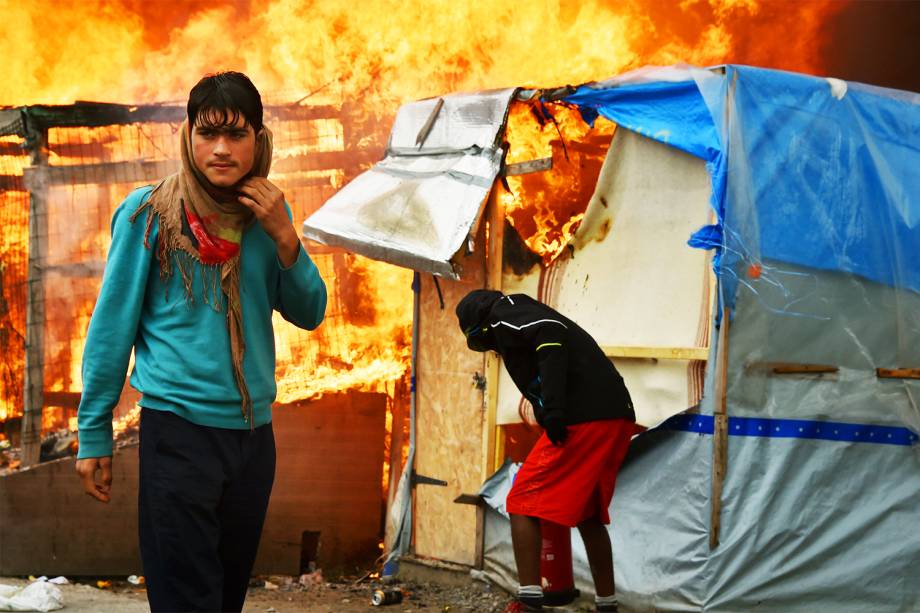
[
  {"x1": 303, "y1": 65, "x2": 920, "y2": 610},
  {"x1": 0, "y1": 101, "x2": 413, "y2": 575}
]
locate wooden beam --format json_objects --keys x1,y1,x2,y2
[
  {"x1": 877, "y1": 368, "x2": 920, "y2": 380},
  {"x1": 15, "y1": 101, "x2": 341, "y2": 131},
  {"x1": 415, "y1": 98, "x2": 444, "y2": 148},
  {"x1": 265, "y1": 104, "x2": 344, "y2": 122},
  {"x1": 43, "y1": 391, "x2": 81, "y2": 409},
  {"x1": 21, "y1": 127, "x2": 48, "y2": 468},
  {"x1": 0, "y1": 176, "x2": 25, "y2": 192},
  {"x1": 710, "y1": 308, "x2": 731, "y2": 550},
  {"x1": 452, "y1": 493, "x2": 486, "y2": 570},
  {"x1": 273, "y1": 174, "x2": 339, "y2": 190},
  {"x1": 23, "y1": 160, "x2": 177, "y2": 189},
  {"x1": 743, "y1": 362, "x2": 838, "y2": 375},
  {"x1": 602, "y1": 346, "x2": 709, "y2": 361},
  {"x1": 23, "y1": 103, "x2": 184, "y2": 130},
  {"x1": 270, "y1": 149, "x2": 379, "y2": 175},
  {"x1": 483, "y1": 185, "x2": 505, "y2": 480},
  {"x1": 452, "y1": 493, "x2": 483, "y2": 506},
  {"x1": 710, "y1": 71, "x2": 737, "y2": 551},
  {"x1": 474, "y1": 504, "x2": 485, "y2": 570},
  {"x1": 710, "y1": 412, "x2": 728, "y2": 548},
  {"x1": 772, "y1": 363, "x2": 837, "y2": 375},
  {"x1": 492, "y1": 421, "x2": 506, "y2": 473},
  {"x1": 503, "y1": 157, "x2": 552, "y2": 176},
  {"x1": 42, "y1": 261, "x2": 106, "y2": 277},
  {"x1": 0, "y1": 141, "x2": 25, "y2": 156},
  {"x1": 21, "y1": 153, "x2": 363, "y2": 189}
]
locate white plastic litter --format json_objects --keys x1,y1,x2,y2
[
  {"x1": 24, "y1": 579, "x2": 65, "y2": 587},
  {"x1": 0, "y1": 579, "x2": 64, "y2": 612}
]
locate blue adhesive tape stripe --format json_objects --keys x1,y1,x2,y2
[{"x1": 661, "y1": 414, "x2": 919, "y2": 447}]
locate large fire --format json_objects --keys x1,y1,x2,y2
[
  {"x1": 0, "y1": 0, "x2": 841, "y2": 107},
  {"x1": 0, "y1": 0, "x2": 844, "y2": 467}
]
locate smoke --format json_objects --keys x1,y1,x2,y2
[{"x1": 820, "y1": 0, "x2": 920, "y2": 93}]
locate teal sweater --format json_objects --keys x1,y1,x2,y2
[{"x1": 77, "y1": 186, "x2": 327, "y2": 459}]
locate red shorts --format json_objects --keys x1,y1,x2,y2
[{"x1": 505, "y1": 419, "x2": 633, "y2": 527}]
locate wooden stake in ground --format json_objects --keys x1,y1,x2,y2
[{"x1": 710, "y1": 306, "x2": 730, "y2": 550}]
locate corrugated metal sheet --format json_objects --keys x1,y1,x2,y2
[{"x1": 303, "y1": 88, "x2": 516, "y2": 279}]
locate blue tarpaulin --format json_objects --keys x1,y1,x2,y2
[{"x1": 563, "y1": 66, "x2": 920, "y2": 306}]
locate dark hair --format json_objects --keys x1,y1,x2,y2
[{"x1": 187, "y1": 71, "x2": 263, "y2": 133}]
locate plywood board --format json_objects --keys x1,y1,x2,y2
[{"x1": 413, "y1": 266, "x2": 487, "y2": 566}]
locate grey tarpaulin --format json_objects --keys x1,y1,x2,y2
[
  {"x1": 477, "y1": 266, "x2": 920, "y2": 611},
  {"x1": 481, "y1": 432, "x2": 920, "y2": 611},
  {"x1": 302, "y1": 89, "x2": 515, "y2": 279}
]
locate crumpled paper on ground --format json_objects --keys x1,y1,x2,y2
[{"x1": 0, "y1": 579, "x2": 64, "y2": 612}]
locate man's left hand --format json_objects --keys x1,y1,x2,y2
[{"x1": 238, "y1": 177, "x2": 300, "y2": 267}]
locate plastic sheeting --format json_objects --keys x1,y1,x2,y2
[
  {"x1": 0, "y1": 579, "x2": 63, "y2": 612},
  {"x1": 564, "y1": 66, "x2": 728, "y2": 269},
  {"x1": 302, "y1": 89, "x2": 515, "y2": 279},
  {"x1": 479, "y1": 421, "x2": 920, "y2": 611},
  {"x1": 564, "y1": 66, "x2": 920, "y2": 310},
  {"x1": 468, "y1": 66, "x2": 920, "y2": 611},
  {"x1": 717, "y1": 69, "x2": 920, "y2": 302}
]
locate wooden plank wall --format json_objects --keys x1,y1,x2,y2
[
  {"x1": 256, "y1": 391, "x2": 388, "y2": 574},
  {"x1": 0, "y1": 443, "x2": 143, "y2": 575},
  {"x1": 0, "y1": 391, "x2": 387, "y2": 576}
]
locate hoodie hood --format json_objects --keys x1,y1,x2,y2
[{"x1": 456, "y1": 289, "x2": 504, "y2": 351}]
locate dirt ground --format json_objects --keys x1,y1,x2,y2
[{"x1": 0, "y1": 574, "x2": 526, "y2": 613}]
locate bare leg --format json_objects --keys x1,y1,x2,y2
[
  {"x1": 577, "y1": 516, "x2": 615, "y2": 597},
  {"x1": 510, "y1": 513, "x2": 542, "y2": 587}
]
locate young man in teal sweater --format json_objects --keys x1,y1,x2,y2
[{"x1": 75, "y1": 72, "x2": 327, "y2": 612}]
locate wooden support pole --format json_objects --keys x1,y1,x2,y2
[
  {"x1": 21, "y1": 126, "x2": 48, "y2": 468},
  {"x1": 710, "y1": 307, "x2": 731, "y2": 550},
  {"x1": 482, "y1": 186, "x2": 505, "y2": 482},
  {"x1": 710, "y1": 70, "x2": 737, "y2": 550}
]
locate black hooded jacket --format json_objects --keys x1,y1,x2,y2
[{"x1": 456, "y1": 290, "x2": 634, "y2": 427}]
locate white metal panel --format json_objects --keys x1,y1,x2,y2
[{"x1": 303, "y1": 89, "x2": 516, "y2": 278}]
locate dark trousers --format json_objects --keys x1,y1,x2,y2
[{"x1": 138, "y1": 408, "x2": 275, "y2": 613}]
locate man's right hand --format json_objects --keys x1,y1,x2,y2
[
  {"x1": 75, "y1": 456, "x2": 113, "y2": 503},
  {"x1": 544, "y1": 415, "x2": 568, "y2": 447}
]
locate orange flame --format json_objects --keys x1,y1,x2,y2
[
  {"x1": 0, "y1": 1, "x2": 843, "y2": 107},
  {"x1": 502, "y1": 101, "x2": 616, "y2": 264},
  {"x1": 0, "y1": 0, "x2": 845, "y2": 457}
]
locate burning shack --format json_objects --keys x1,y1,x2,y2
[
  {"x1": 303, "y1": 65, "x2": 920, "y2": 610},
  {"x1": 0, "y1": 100, "x2": 413, "y2": 575}
]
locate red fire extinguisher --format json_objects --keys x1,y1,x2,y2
[{"x1": 540, "y1": 519, "x2": 580, "y2": 606}]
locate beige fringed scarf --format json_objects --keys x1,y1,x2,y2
[{"x1": 130, "y1": 120, "x2": 274, "y2": 426}]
